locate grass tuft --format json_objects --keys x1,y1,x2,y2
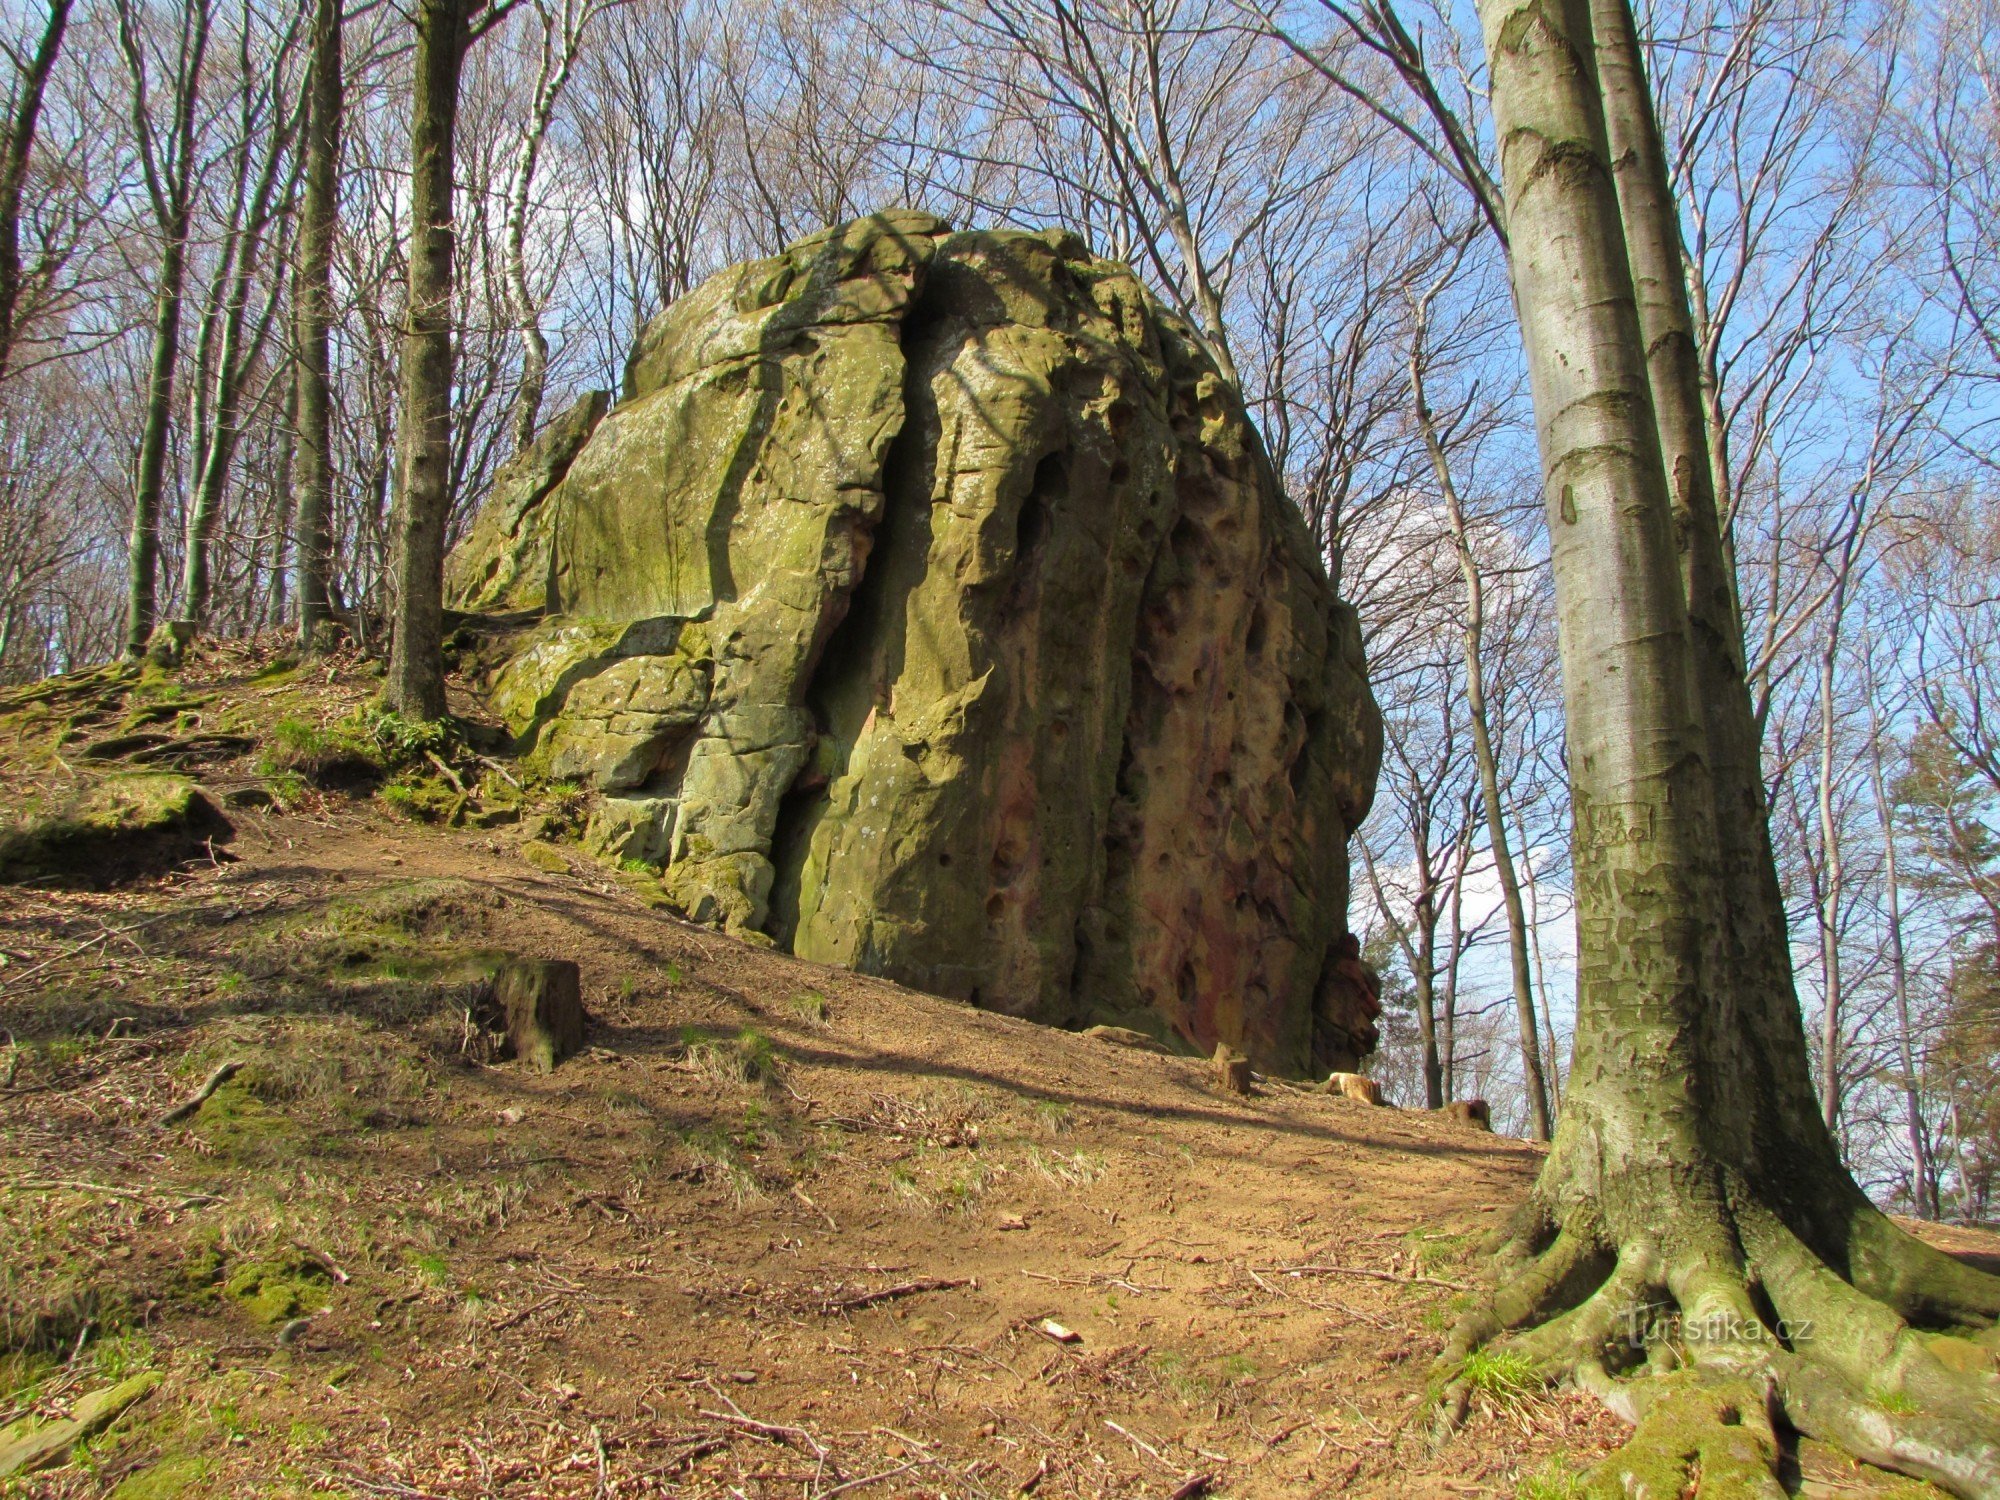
[
  {"x1": 1459, "y1": 1347, "x2": 1544, "y2": 1414},
  {"x1": 788, "y1": 990, "x2": 830, "y2": 1027},
  {"x1": 1516, "y1": 1455, "x2": 1586, "y2": 1500},
  {"x1": 1027, "y1": 1145, "x2": 1104, "y2": 1187},
  {"x1": 682, "y1": 1027, "x2": 778, "y2": 1084}
]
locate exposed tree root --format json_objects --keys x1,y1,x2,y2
[{"x1": 1433, "y1": 1191, "x2": 2000, "y2": 1498}]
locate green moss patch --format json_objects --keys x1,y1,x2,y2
[
  {"x1": 110, "y1": 1452, "x2": 213, "y2": 1499},
  {"x1": 222, "y1": 1251, "x2": 333, "y2": 1326}
]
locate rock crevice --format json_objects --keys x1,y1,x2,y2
[{"x1": 449, "y1": 210, "x2": 1382, "y2": 1074}]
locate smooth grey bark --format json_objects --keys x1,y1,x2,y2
[
  {"x1": 293, "y1": 0, "x2": 341, "y2": 649},
  {"x1": 1442, "y1": 0, "x2": 2000, "y2": 1488},
  {"x1": 0, "y1": 0, "x2": 72, "y2": 382},
  {"x1": 1585, "y1": 0, "x2": 1837, "y2": 1161},
  {"x1": 502, "y1": 0, "x2": 597, "y2": 453},
  {"x1": 1811, "y1": 586, "x2": 1849, "y2": 1132}
]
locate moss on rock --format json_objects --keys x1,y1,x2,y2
[{"x1": 449, "y1": 210, "x2": 1383, "y2": 1075}]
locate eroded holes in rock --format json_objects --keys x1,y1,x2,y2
[
  {"x1": 985, "y1": 892, "x2": 1006, "y2": 922},
  {"x1": 1288, "y1": 707, "x2": 1324, "y2": 798},
  {"x1": 1245, "y1": 605, "x2": 1268, "y2": 659},
  {"x1": 938, "y1": 851, "x2": 952, "y2": 867},
  {"x1": 1011, "y1": 450, "x2": 1064, "y2": 584},
  {"x1": 640, "y1": 727, "x2": 696, "y2": 798}
]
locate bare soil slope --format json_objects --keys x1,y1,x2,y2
[{"x1": 0, "y1": 642, "x2": 1978, "y2": 1498}]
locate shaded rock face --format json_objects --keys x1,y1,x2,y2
[{"x1": 449, "y1": 210, "x2": 1382, "y2": 1074}]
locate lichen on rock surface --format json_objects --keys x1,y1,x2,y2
[{"x1": 448, "y1": 209, "x2": 1383, "y2": 1075}]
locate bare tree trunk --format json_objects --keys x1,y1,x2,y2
[
  {"x1": 269, "y1": 369, "x2": 297, "y2": 626},
  {"x1": 1442, "y1": 0, "x2": 2000, "y2": 1486},
  {"x1": 293, "y1": 0, "x2": 341, "y2": 649},
  {"x1": 1864, "y1": 642, "x2": 1936, "y2": 1219},
  {"x1": 125, "y1": 234, "x2": 189, "y2": 655},
  {"x1": 181, "y1": 56, "x2": 299, "y2": 629},
  {"x1": 117, "y1": 0, "x2": 211, "y2": 656},
  {"x1": 1812, "y1": 602, "x2": 1848, "y2": 1131},
  {"x1": 0, "y1": 0, "x2": 73, "y2": 382},
  {"x1": 1515, "y1": 806, "x2": 1563, "y2": 1114},
  {"x1": 1361, "y1": 837, "x2": 1444, "y2": 1107},
  {"x1": 1587, "y1": 0, "x2": 1830, "y2": 1143},
  {"x1": 385, "y1": 0, "x2": 474, "y2": 718},
  {"x1": 1412, "y1": 284, "x2": 1553, "y2": 1140},
  {"x1": 502, "y1": 0, "x2": 596, "y2": 453}
]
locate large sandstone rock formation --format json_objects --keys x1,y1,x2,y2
[{"x1": 449, "y1": 210, "x2": 1382, "y2": 1074}]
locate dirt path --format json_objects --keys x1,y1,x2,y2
[{"x1": 0, "y1": 647, "x2": 1980, "y2": 1498}]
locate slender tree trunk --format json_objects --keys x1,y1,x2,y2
[
  {"x1": 269, "y1": 371, "x2": 297, "y2": 626},
  {"x1": 126, "y1": 231, "x2": 189, "y2": 655},
  {"x1": 1864, "y1": 646, "x2": 1936, "y2": 1219},
  {"x1": 0, "y1": 0, "x2": 73, "y2": 382},
  {"x1": 1361, "y1": 837, "x2": 1443, "y2": 1108},
  {"x1": 1413, "y1": 319, "x2": 1553, "y2": 1139},
  {"x1": 1443, "y1": 828, "x2": 1471, "y2": 1101},
  {"x1": 385, "y1": 0, "x2": 471, "y2": 718},
  {"x1": 181, "y1": 119, "x2": 294, "y2": 627},
  {"x1": 1813, "y1": 615, "x2": 1848, "y2": 1131},
  {"x1": 502, "y1": 0, "x2": 593, "y2": 453},
  {"x1": 293, "y1": 0, "x2": 341, "y2": 649},
  {"x1": 117, "y1": 0, "x2": 210, "y2": 656},
  {"x1": 1413, "y1": 931, "x2": 1441, "y2": 1108},
  {"x1": 1516, "y1": 813, "x2": 1562, "y2": 1114}
]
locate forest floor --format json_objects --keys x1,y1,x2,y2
[{"x1": 0, "y1": 638, "x2": 1982, "y2": 1499}]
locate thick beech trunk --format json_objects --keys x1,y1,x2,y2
[
  {"x1": 1451, "y1": 0, "x2": 2000, "y2": 1491},
  {"x1": 384, "y1": 0, "x2": 470, "y2": 719}
]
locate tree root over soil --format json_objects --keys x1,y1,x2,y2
[{"x1": 1433, "y1": 1185, "x2": 2000, "y2": 1497}]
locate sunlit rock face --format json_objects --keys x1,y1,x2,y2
[{"x1": 449, "y1": 210, "x2": 1383, "y2": 1075}]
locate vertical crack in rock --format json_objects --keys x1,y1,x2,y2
[
  {"x1": 766, "y1": 272, "x2": 946, "y2": 950},
  {"x1": 449, "y1": 212, "x2": 1384, "y2": 1076}
]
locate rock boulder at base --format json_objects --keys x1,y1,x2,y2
[{"x1": 450, "y1": 210, "x2": 1382, "y2": 1076}]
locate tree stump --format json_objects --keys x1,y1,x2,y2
[
  {"x1": 1443, "y1": 1099, "x2": 1491, "y2": 1131},
  {"x1": 1212, "y1": 1044, "x2": 1252, "y2": 1096},
  {"x1": 486, "y1": 957, "x2": 584, "y2": 1073}
]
